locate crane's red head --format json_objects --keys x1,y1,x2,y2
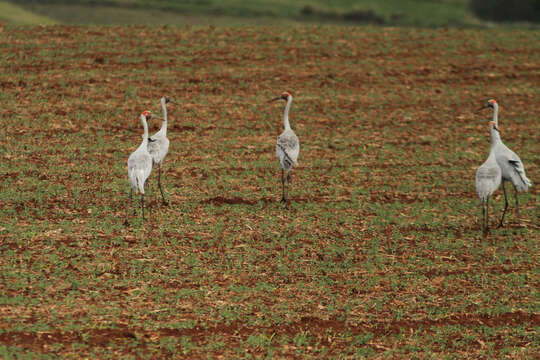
[
  {"x1": 270, "y1": 92, "x2": 292, "y2": 103},
  {"x1": 142, "y1": 111, "x2": 152, "y2": 120},
  {"x1": 476, "y1": 99, "x2": 497, "y2": 113},
  {"x1": 489, "y1": 120, "x2": 500, "y2": 132}
]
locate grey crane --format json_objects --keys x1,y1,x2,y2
[
  {"x1": 126, "y1": 111, "x2": 153, "y2": 223},
  {"x1": 270, "y1": 92, "x2": 300, "y2": 207},
  {"x1": 148, "y1": 96, "x2": 173, "y2": 205},
  {"x1": 476, "y1": 121, "x2": 502, "y2": 236},
  {"x1": 479, "y1": 99, "x2": 532, "y2": 227}
]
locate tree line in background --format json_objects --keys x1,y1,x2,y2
[
  {"x1": 12, "y1": 0, "x2": 540, "y2": 23},
  {"x1": 471, "y1": 0, "x2": 540, "y2": 22}
]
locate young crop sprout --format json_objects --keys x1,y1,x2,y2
[
  {"x1": 270, "y1": 92, "x2": 300, "y2": 208},
  {"x1": 148, "y1": 96, "x2": 174, "y2": 205},
  {"x1": 478, "y1": 99, "x2": 532, "y2": 226},
  {"x1": 476, "y1": 121, "x2": 502, "y2": 236},
  {"x1": 126, "y1": 111, "x2": 154, "y2": 224}
]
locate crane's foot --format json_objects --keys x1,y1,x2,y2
[
  {"x1": 162, "y1": 200, "x2": 169, "y2": 206},
  {"x1": 123, "y1": 219, "x2": 129, "y2": 226},
  {"x1": 496, "y1": 222, "x2": 504, "y2": 229},
  {"x1": 280, "y1": 198, "x2": 291, "y2": 209}
]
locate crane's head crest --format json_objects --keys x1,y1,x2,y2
[
  {"x1": 487, "y1": 99, "x2": 497, "y2": 108},
  {"x1": 142, "y1": 111, "x2": 151, "y2": 119},
  {"x1": 270, "y1": 92, "x2": 291, "y2": 103},
  {"x1": 280, "y1": 92, "x2": 291, "y2": 100}
]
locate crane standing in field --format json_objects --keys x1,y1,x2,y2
[
  {"x1": 126, "y1": 111, "x2": 154, "y2": 223},
  {"x1": 271, "y1": 92, "x2": 300, "y2": 208},
  {"x1": 476, "y1": 121, "x2": 502, "y2": 236},
  {"x1": 148, "y1": 96, "x2": 173, "y2": 205},
  {"x1": 480, "y1": 99, "x2": 532, "y2": 227}
]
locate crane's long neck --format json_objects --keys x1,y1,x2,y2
[
  {"x1": 141, "y1": 115, "x2": 149, "y2": 146},
  {"x1": 283, "y1": 96, "x2": 292, "y2": 131},
  {"x1": 490, "y1": 125, "x2": 501, "y2": 146},
  {"x1": 160, "y1": 100, "x2": 168, "y2": 135},
  {"x1": 492, "y1": 103, "x2": 498, "y2": 127}
]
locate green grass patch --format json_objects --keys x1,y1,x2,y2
[{"x1": 0, "y1": 1, "x2": 57, "y2": 24}]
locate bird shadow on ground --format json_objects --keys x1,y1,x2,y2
[
  {"x1": 199, "y1": 196, "x2": 349, "y2": 206},
  {"x1": 200, "y1": 196, "x2": 273, "y2": 206}
]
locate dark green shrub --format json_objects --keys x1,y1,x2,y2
[{"x1": 471, "y1": 0, "x2": 540, "y2": 22}]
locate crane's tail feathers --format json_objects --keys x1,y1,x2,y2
[
  {"x1": 513, "y1": 171, "x2": 532, "y2": 192},
  {"x1": 277, "y1": 144, "x2": 297, "y2": 167},
  {"x1": 129, "y1": 171, "x2": 138, "y2": 191},
  {"x1": 130, "y1": 170, "x2": 146, "y2": 194},
  {"x1": 516, "y1": 174, "x2": 532, "y2": 192},
  {"x1": 476, "y1": 190, "x2": 491, "y2": 202},
  {"x1": 136, "y1": 177, "x2": 145, "y2": 194},
  {"x1": 509, "y1": 160, "x2": 532, "y2": 191}
]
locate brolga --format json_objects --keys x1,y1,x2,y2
[
  {"x1": 479, "y1": 99, "x2": 532, "y2": 227},
  {"x1": 126, "y1": 111, "x2": 154, "y2": 224},
  {"x1": 475, "y1": 121, "x2": 502, "y2": 236},
  {"x1": 270, "y1": 92, "x2": 300, "y2": 208},
  {"x1": 148, "y1": 96, "x2": 173, "y2": 205}
]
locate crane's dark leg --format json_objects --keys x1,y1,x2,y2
[
  {"x1": 481, "y1": 200, "x2": 485, "y2": 235},
  {"x1": 513, "y1": 185, "x2": 520, "y2": 225},
  {"x1": 141, "y1": 193, "x2": 145, "y2": 221},
  {"x1": 124, "y1": 188, "x2": 133, "y2": 225},
  {"x1": 498, "y1": 181, "x2": 509, "y2": 228},
  {"x1": 485, "y1": 196, "x2": 490, "y2": 236},
  {"x1": 157, "y1": 164, "x2": 168, "y2": 205},
  {"x1": 286, "y1": 171, "x2": 291, "y2": 209},
  {"x1": 280, "y1": 169, "x2": 286, "y2": 203}
]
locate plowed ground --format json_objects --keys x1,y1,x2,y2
[{"x1": 0, "y1": 25, "x2": 538, "y2": 358}]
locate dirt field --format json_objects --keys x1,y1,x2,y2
[{"x1": 0, "y1": 25, "x2": 538, "y2": 358}]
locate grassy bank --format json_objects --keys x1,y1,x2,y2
[
  {"x1": 0, "y1": 1, "x2": 57, "y2": 24},
  {"x1": 11, "y1": 0, "x2": 481, "y2": 26}
]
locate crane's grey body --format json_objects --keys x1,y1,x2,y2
[
  {"x1": 494, "y1": 142, "x2": 531, "y2": 191},
  {"x1": 147, "y1": 96, "x2": 171, "y2": 205},
  {"x1": 128, "y1": 145, "x2": 153, "y2": 194},
  {"x1": 276, "y1": 129, "x2": 299, "y2": 170},
  {"x1": 476, "y1": 153, "x2": 501, "y2": 202},
  {"x1": 486, "y1": 100, "x2": 532, "y2": 226},
  {"x1": 272, "y1": 92, "x2": 299, "y2": 207},
  {"x1": 148, "y1": 131, "x2": 169, "y2": 166},
  {"x1": 126, "y1": 112, "x2": 153, "y2": 223},
  {"x1": 475, "y1": 122, "x2": 502, "y2": 236}
]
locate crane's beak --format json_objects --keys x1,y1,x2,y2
[
  {"x1": 475, "y1": 106, "x2": 487, "y2": 113},
  {"x1": 493, "y1": 124, "x2": 500, "y2": 132},
  {"x1": 269, "y1": 96, "x2": 282, "y2": 103}
]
